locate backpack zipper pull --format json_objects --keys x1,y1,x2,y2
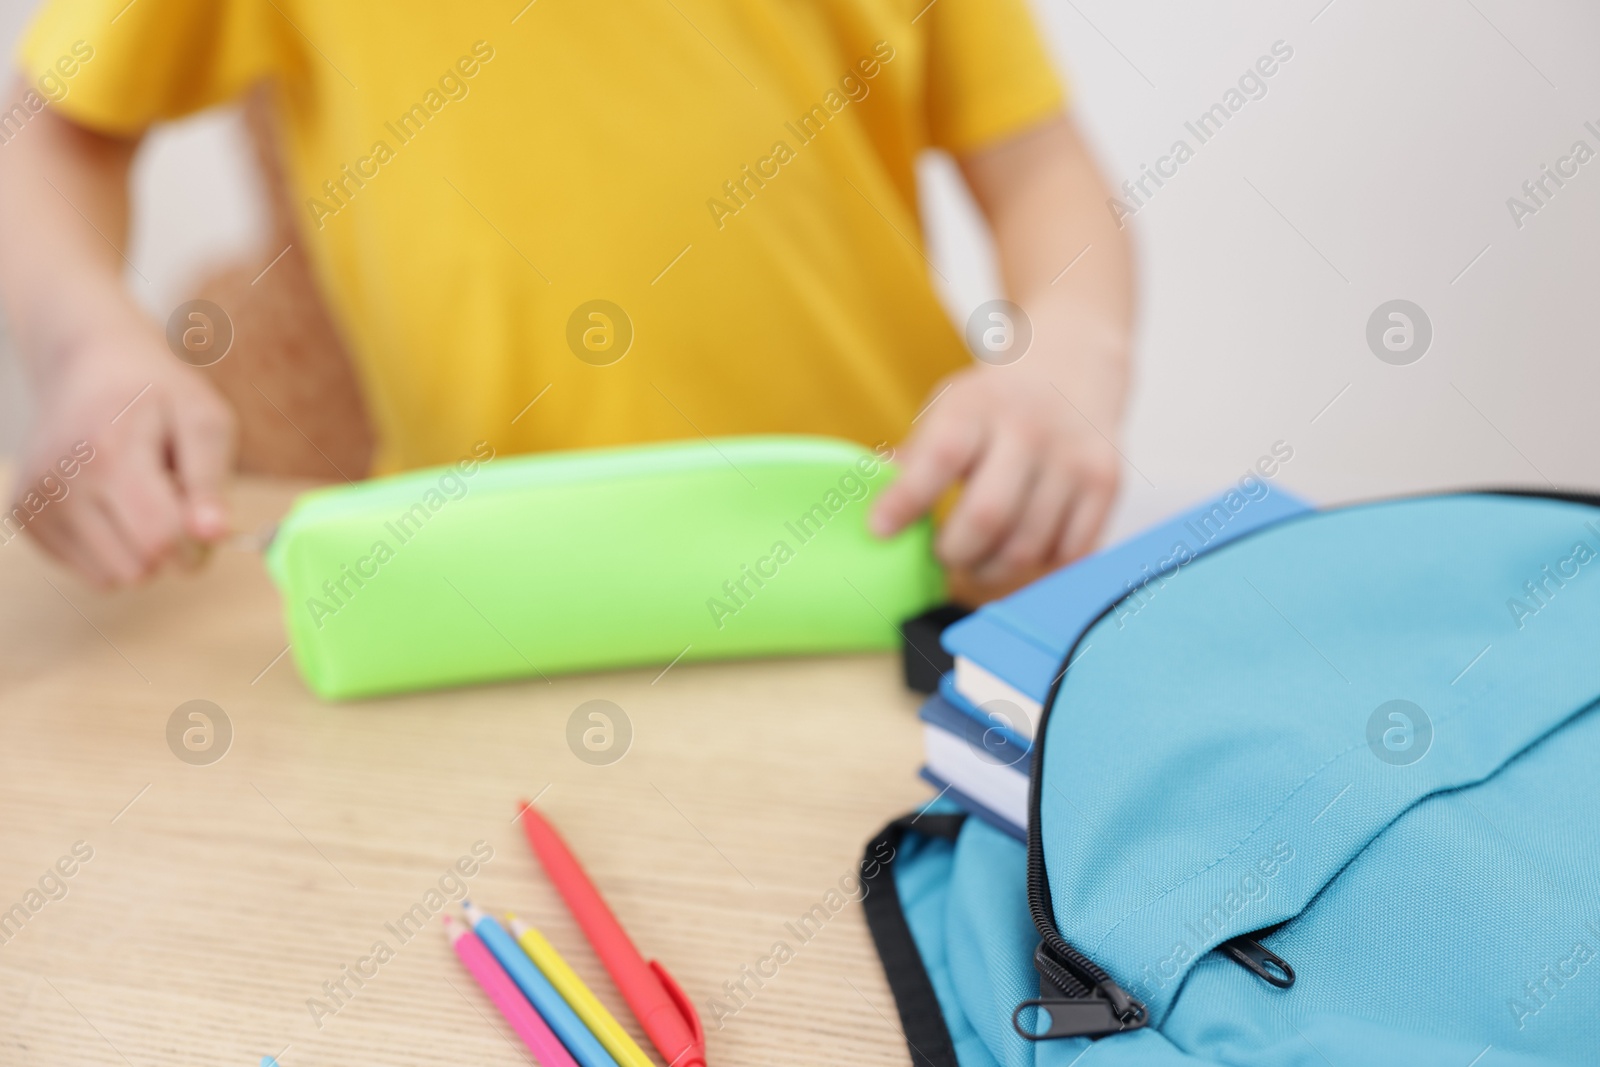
[
  {"x1": 1219, "y1": 934, "x2": 1295, "y2": 988},
  {"x1": 1012, "y1": 944, "x2": 1148, "y2": 1041},
  {"x1": 1011, "y1": 994, "x2": 1141, "y2": 1040}
]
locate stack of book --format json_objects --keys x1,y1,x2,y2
[{"x1": 918, "y1": 485, "x2": 1311, "y2": 839}]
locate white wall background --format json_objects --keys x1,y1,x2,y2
[
  {"x1": 924, "y1": 0, "x2": 1600, "y2": 537},
  {"x1": 3, "y1": 0, "x2": 1597, "y2": 541}
]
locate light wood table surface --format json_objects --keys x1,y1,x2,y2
[{"x1": 0, "y1": 475, "x2": 934, "y2": 1066}]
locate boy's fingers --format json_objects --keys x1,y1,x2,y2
[
  {"x1": 982, "y1": 460, "x2": 1074, "y2": 578},
  {"x1": 74, "y1": 496, "x2": 147, "y2": 585},
  {"x1": 870, "y1": 407, "x2": 983, "y2": 537},
  {"x1": 169, "y1": 393, "x2": 234, "y2": 540},
  {"x1": 1058, "y1": 475, "x2": 1117, "y2": 563},
  {"x1": 938, "y1": 432, "x2": 1036, "y2": 569},
  {"x1": 24, "y1": 512, "x2": 112, "y2": 588},
  {"x1": 99, "y1": 453, "x2": 185, "y2": 571}
]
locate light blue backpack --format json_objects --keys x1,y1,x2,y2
[{"x1": 863, "y1": 492, "x2": 1600, "y2": 1067}]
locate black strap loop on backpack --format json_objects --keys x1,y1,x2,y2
[{"x1": 860, "y1": 812, "x2": 967, "y2": 1067}]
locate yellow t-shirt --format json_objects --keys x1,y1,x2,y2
[{"x1": 20, "y1": 0, "x2": 1064, "y2": 473}]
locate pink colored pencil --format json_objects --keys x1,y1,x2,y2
[{"x1": 445, "y1": 913, "x2": 580, "y2": 1067}]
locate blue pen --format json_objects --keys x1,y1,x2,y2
[{"x1": 462, "y1": 901, "x2": 620, "y2": 1067}]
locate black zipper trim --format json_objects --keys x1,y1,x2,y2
[
  {"x1": 1019, "y1": 586, "x2": 1150, "y2": 1038},
  {"x1": 1018, "y1": 487, "x2": 1598, "y2": 1039},
  {"x1": 1021, "y1": 501, "x2": 1337, "y2": 1017},
  {"x1": 1019, "y1": 510, "x2": 1305, "y2": 1035}
]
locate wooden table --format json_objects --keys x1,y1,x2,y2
[{"x1": 0, "y1": 476, "x2": 931, "y2": 1066}]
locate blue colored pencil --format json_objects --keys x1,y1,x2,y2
[{"x1": 462, "y1": 901, "x2": 620, "y2": 1067}]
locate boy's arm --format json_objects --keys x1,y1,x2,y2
[
  {"x1": 870, "y1": 114, "x2": 1134, "y2": 588},
  {"x1": 0, "y1": 80, "x2": 234, "y2": 585}
]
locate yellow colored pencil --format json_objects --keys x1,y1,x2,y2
[{"x1": 507, "y1": 914, "x2": 658, "y2": 1067}]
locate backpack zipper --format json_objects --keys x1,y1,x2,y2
[
  {"x1": 1016, "y1": 554, "x2": 1300, "y2": 1040},
  {"x1": 1012, "y1": 490, "x2": 1600, "y2": 1040},
  {"x1": 1013, "y1": 595, "x2": 1153, "y2": 1041}
]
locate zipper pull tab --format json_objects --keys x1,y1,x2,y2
[
  {"x1": 1219, "y1": 934, "x2": 1295, "y2": 988},
  {"x1": 1012, "y1": 995, "x2": 1139, "y2": 1040},
  {"x1": 1014, "y1": 946, "x2": 1148, "y2": 1041}
]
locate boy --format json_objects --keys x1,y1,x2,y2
[{"x1": 0, "y1": 0, "x2": 1132, "y2": 594}]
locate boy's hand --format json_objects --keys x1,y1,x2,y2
[
  {"x1": 870, "y1": 113, "x2": 1135, "y2": 592},
  {"x1": 870, "y1": 358, "x2": 1122, "y2": 586},
  {"x1": 13, "y1": 330, "x2": 235, "y2": 587}
]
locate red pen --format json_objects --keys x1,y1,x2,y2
[{"x1": 518, "y1": 800, "x2": 707, "y2": 1067}]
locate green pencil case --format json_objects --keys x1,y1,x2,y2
[{"x1": 264, "y1": 435, "x2": 944, "y2": 699}]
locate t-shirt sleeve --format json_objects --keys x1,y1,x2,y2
[
  {"x1": 15, "y1": 0, "x2": 284, "y2": 136},
  {"x1": 921, "y1": 0, "x2": 1067, "y2": 155}
]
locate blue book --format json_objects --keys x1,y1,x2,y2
[
  {"x1": 941, "y1": 483, "x2": 1313, "y2": 740},
  {"x1": 920, "y1": 689, "x2": 1030, "y2": 764},
  {"x1": 919, "y1": 691, "x2": 1030, "y2": 835},
  {"x1": 918, "y1": 768, "x2": 1027, "y2": 841},
  {"x1": 935, "y1": 673, "x2": 1031, "y2": 751}
]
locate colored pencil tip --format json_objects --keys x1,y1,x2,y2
[
  {"x1": 462, "y1": 900, "x2": 487, "y2": 925},
  {"x1": 507, "y1": 914, "x2": 529, "y2": 936}
]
